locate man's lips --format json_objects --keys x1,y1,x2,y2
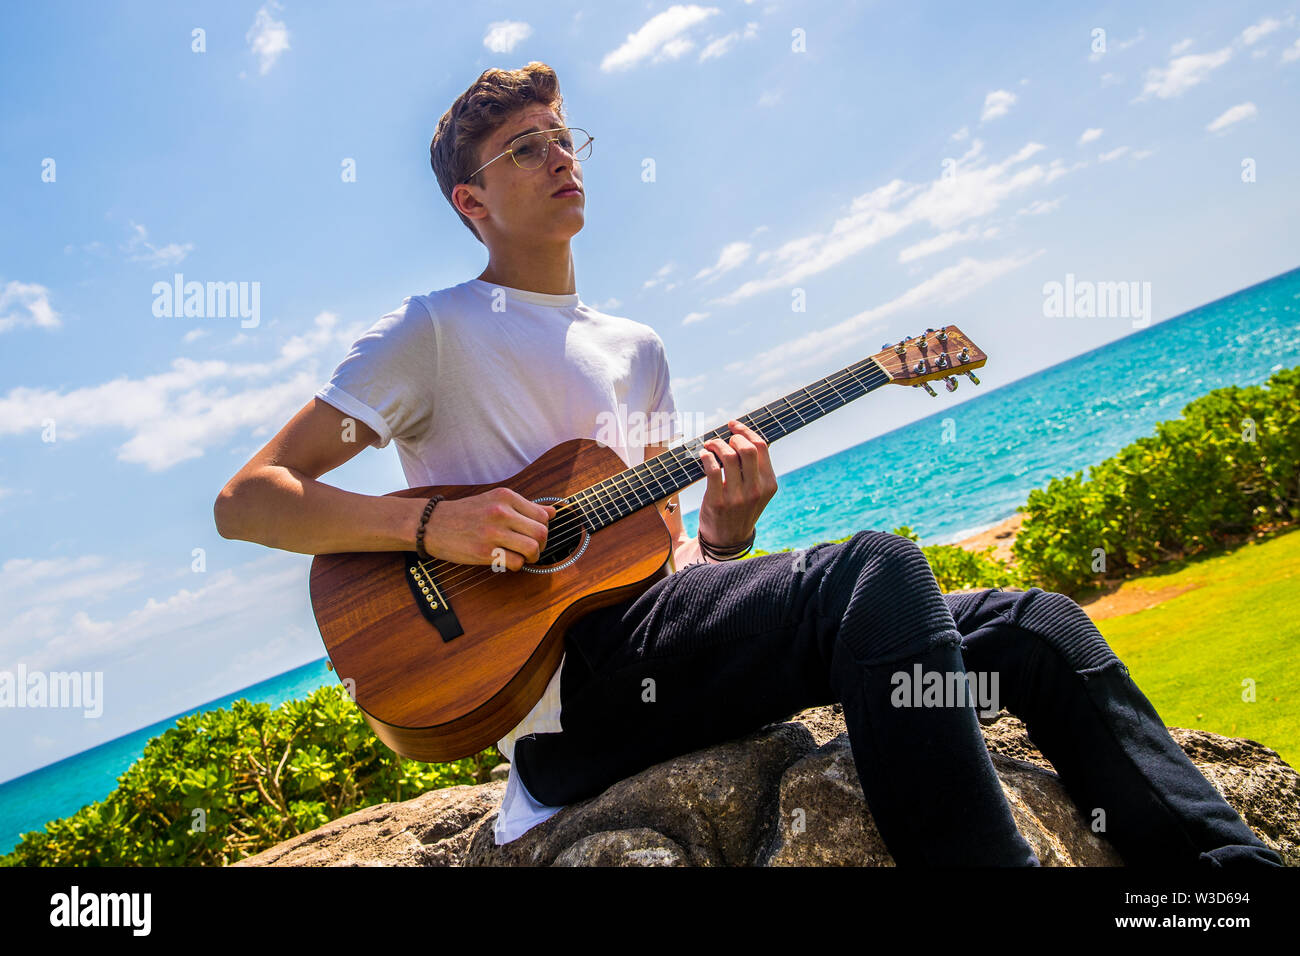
[{"x1": 552, "y1": 185, "x2": 582, "y2": 198}]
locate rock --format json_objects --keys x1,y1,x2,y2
[
  {"x1": 231, "y1": 780, "x2": 504, "y2": 867},
  {"x1": 552, "y1": 828, "x2": 688, "y2": 866},
  {"x1": 232, "y1": 705, "x2": 1299, "y2": 867}
]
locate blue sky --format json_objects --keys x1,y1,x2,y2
[{"x1": 2, "y1": 0, "x2": 1298, "y2": 781}]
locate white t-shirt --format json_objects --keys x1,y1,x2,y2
[{"x1": 314, "y1": 277, "x2": 682, "y2": 845}]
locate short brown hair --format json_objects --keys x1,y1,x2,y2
[{"x1": 430, "y1": 61, "x2": 567, "y2": 245}]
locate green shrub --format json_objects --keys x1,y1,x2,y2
[
  {"x1": 1013, "y1": 365, "x2": 1300, "y2": 594},
  {"x1": 1, "y1": 686, "x2": 500, "y2": 867}
]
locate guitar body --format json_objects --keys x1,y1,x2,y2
[{"x1": 309, "y1": 438, "x2": 674, "y2": 764}]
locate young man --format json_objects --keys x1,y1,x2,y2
[{"x1": 214, "y1": 62, "x2": 1281, "y2": 867}]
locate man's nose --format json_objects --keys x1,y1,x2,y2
[{"x1": 549, "y1": 139, "x2": 578, "y2": 169}]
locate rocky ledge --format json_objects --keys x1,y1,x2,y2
[{"x1": 232, "y1": 706, "x2": 1299, "y2": 867}]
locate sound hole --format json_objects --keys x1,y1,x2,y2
[{"x1": 529, "y1": 499, "x2": 587, "y2": 569}]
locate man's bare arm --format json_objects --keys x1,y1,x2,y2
[
  {"x1": 214, "y1": 398, "x2": 556, "y2": 567},
  {"x1": 213, "y1": 398, "x2": 427, "y2": 555}
]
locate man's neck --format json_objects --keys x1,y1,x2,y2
[{"x1": 477, "y1": 245, "x2": 577, "y2": 296}]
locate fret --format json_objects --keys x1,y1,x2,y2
[
  {"x1": 568, "y1": 490, "x2": 595, "y2": 530},
  {"x1": 590, "y1": 479, "x2": 615, "y2": 525},
  {"x1": 575, "y1": 356, "x2": 893, "y2": 532}
]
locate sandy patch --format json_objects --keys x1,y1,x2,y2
[
  {"x1": 950, "y1": 512, "x2": 1024, "y2": 565},
  {"x1": 1077, "y1": 582, "x2": 1202, "y2": 621}
]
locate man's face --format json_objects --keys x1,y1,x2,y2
[{"x1": 456, "y1": 104, "x2": 586, "y2": 246}]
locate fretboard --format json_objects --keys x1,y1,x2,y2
[{"x1": 568, "y1": 355, "x2": 890, "y2": 531}]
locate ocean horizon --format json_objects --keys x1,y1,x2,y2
[{"x1": 4, "y1": 264, "x2": 1299, "y2": 855}]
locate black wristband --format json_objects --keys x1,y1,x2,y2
[{"x1": 697, "y1": 526, "x2": 756, "y2": 562}]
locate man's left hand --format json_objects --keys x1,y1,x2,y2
[{"x1": 696, "y1": 419, "x2": 778, "y2": 549}]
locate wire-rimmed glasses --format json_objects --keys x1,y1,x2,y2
[{"x1": 462, "y1": 127, "x2": 593, "y2": 184}]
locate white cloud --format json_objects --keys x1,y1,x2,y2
[
  {"x1": 757, "y1": 89, "x2": 782, "y2": 107},
  {"x1": 682, "y1": 311, "x2": 710, "y2": 326},
  {"x1": 1078, "y1": 127, "x2": 1103, "y2": 145},
  {"x1": 897, "y1": 227, "x2": 979, "y2": 263},
  {"x1": 1240, "y1": 18, "x2": 1281, "y2": 45},
  {"x1": 723, "y1": 253, "x2": 1043, "y2": 387},
  {"x1": 711, "y1": 139, "x2": 1065, "y2": 306},
  {"x1": 643, "y1": 262, "x2": 675, "y2": 290},
  {"x1": 1206, "y1": 101, "x2": 1258, "y2": 133},
  {"x1": 1170, "y1": 38, "x2": 1195, "y2": 55},
  {"x1": 121, "y1": 221, "x2": 193, "y2": 267},
  {"x1": 1284, "y1": 38, "x2": 1300, "y2": 62},
  {"x1": 951, "y1": 126, "x2": 969, "y2": 141},
  {"x1": 601, "y1": 5, "x2": 721, "y2": 71},
  {"x1": 699, "y1": 21, "x2": 757, "y2": 61},
  {"x1": 0, "y1": 280, "x2": 61, "y2": 333},
  {"x1": 1017, "y1": 197, "x2": 1064, "y2": 216},
  {"x1": 483, "y1": 20, "x2": 533, "y2": 53},
  {"x1": 246, "y1": 3, "x2": 290, "y2": 76},
  {"x1": 0, "y1": 550, "x2": 307, "y2": 674},
  {"x1": 1139, "y1": 47, "x2": 1232, "y2": 99},
  {"x1": 1098, "y1": 146, "x2": 1130, "y2": 162},
  {"x1": 0, "y1": 311, "x2": 362, "y2": 470},
  {"x1": 980, "y1": 89, "x2": 1017, "y2": 122},
  {"x1": 694, "y1": 241, "x2": 752, "y2": 280}
]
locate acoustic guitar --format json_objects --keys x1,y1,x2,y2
[{"x1": 309, "y1": 326, "x2": 987, "y2": 762}]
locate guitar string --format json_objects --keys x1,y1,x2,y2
[
  {"x1": 409, "y1": 360, "x2": 896, "y2": 605},
  {"x1": 407, "y1": 358, "x2": 905, "y2": 604}
]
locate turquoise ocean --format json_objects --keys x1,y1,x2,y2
[{"x1": 3, "y1": 266, "x2": 1299, "y2": 855}]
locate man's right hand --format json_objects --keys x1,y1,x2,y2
[{"x1": 420, "y1": 486, "x2": 558, "y2": 570}]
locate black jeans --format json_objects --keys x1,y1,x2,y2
[{"x1": 512, "y1": 530, "x2": 1282, "y2": 867}]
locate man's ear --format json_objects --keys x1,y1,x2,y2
[{"x1": 454, "y1": 182, "x2": 482, "y2": 219}]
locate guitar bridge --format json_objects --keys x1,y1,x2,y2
[{"x1": 404, "y1": 553, "x2": 464, "y2": 642}]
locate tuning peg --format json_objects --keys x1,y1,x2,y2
[
  {"x1": 937, "y1": 329, "x2": 949, "y2": 342},
  {"x1": 944, "y1": 376, "x2": 959, "y2": 392},
  {"x1": 893, "y1": 341, "x2": 907, "y2": 355},
  {"x1": 965, "y1": 370, "x2": 981, "y2": 386},
  {"x1": 915, "y1": 382, "x2": 938, "y2": 397}
]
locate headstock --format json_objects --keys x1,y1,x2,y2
[{"x1": 872, "y1": 325, "x2": 987, "y2": 397}]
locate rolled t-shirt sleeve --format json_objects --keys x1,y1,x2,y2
[
  {"x1": 644, "y1": 332, "x2": 684, "y2": 446},
  {"x1": 315, "y1": 297, "x2": 437, "y2": 449}
]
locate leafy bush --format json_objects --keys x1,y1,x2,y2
[
  {"x1": 1, "y1": 686, "x2": 499, "y2": 867},
  {"x1": 749, "y1": 525, "x2": 1020, "y2": 593},
  {"x1": 1013, "y1": 365, "x2": 1300, "y2": 594}
]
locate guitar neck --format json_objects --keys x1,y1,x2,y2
[{"x1": 566, "y1": 355, "x2": 891, "y2": 531}]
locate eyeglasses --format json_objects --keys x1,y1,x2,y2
[{"x1": 461, "y1": 127, "x2": 593, "y2": 184}]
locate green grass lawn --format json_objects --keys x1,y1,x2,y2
[{"x1": 1089, "y1": 526, "x2": 1300, "y2": 769}]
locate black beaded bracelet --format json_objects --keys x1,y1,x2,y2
[{"x1": 415, "y1": 495, "x2": 445, "y2": 561}]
